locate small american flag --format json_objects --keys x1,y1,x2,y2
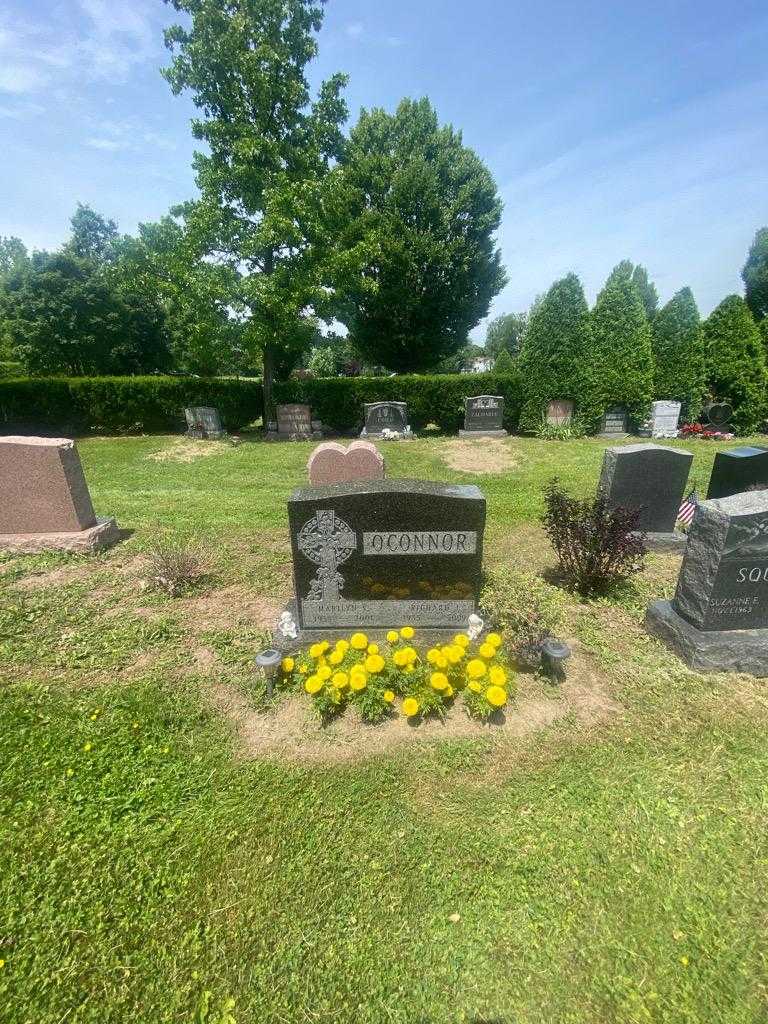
[{"x1": 677, "y1": 490, "x2": 699, "y2": 527}]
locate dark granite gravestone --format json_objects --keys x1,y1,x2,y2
[
  {"x1": 546, "y1": 400, "x2": 574, "y2": 426},
  {"x1": 283, "y1": 479, "x2": 485, "y2": 640},
  {"x1": 459, "y1": 395, "x2": 507, "y2": 438},
  {"x1": 646, "y1": 490, "x2": 768, "y2": 674},
  {"x1": 599, "y1": 406, "x2": 628, "y2": 438},
  {"x1": 704, "y1": 402, "x2": 733, "y2": 428},
  {"x1": 184, "y1": 406, "x2": 226, "y2": 440},
  {"x1": 362, "y1": 401, "x2": 409, "y2": 438},
  {"x1": 706, "y1": 447, "x2": 768, "y2": 499},
  {"x1": 598, "y1": 443, "x2": 693, "y2": 549}
]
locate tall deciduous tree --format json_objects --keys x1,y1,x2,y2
[
  {"x1": 335, "y1": 98, "x2": 506, "y2": 372},
  {"x1": 485, "y1": 312, "x2": 527, "y2": 360},
  {"x1": 163, "y1": 0, "x2": 348, "y2": 417},
  {"x1": 580, "y1": 262, "x2": 654, "y2": 430},
  {"x1": 65, "y1": 203, "x2": 119, "y2": 263},
  {"x1": 742, "y1": 227, "x2": 768, "y2": 322},
  {"x1": 704, "y1": 294, "x2": 766, "y2": 435},
  {"x1": 651, "y1": 287, "x2": 706, "y2": 419},
  {"x1": 517, "y1": 273, "x2": 591, "y2": 432},
  {"x1": 0, "y1": 237, "x2": 31, "y2": 362}
]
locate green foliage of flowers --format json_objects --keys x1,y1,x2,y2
[{"x1": 278, "y1": 627, "x2": 515, "y2": 724}]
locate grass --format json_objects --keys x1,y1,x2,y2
[{"x1": 2, "y1": 433, "x2": 768, "y2": 1023}]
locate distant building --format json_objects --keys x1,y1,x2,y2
[{"x1": 463, "y1": 356, "x2": 493, "y2": 374}]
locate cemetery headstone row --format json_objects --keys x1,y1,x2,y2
[{"x1": 460, "y1": 395, "x2": 507, "y2": 437}]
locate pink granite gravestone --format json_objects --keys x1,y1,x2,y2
[
  {"x1": 307, "y1": 439, "x2": 385, "y2": 487},
  {"x1": 0, "y1": 436, "x2": 119, "y2": 553}
]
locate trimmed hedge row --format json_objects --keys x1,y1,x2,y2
[
  {"x1": 0, "y1": 376, "x2": 263, "y2": 434},
  {"x1": 274, "y1": 371, "x2": 524, "y2": 433}
]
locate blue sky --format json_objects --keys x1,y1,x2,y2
[{"x1": 1, "y1": 0, "x2": 767, "y2": 339}]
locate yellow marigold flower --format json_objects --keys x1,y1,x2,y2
[
  {"x1": 426, "y1": 647, "x2": 441, "y2": 665},
  {"x1": 350, "y1": 632, "x2": 368, "y2": 650},
  {"x1": 387, "y1": 630, "x2": 399, "y2": 644},
  {"x1": 336, "y1": 639, "x2": 349, "y2": 652},
  {"x1": 445, "y1": 683, "x2": 454, "y2": 697},
  {"x1": 479, "y1": 642, "x2": 496, "y2": 660},
  {"x1": 468, "y1": 680, "x2": 483, "y2": 693},
  {"x1": 383, "y1": 690, "x2": 395, "y2": 703},
  {"x1": 434, "y1": 653, "x2": 448, "y2": 670},
  {"x1": 486, "y1": 632, "x2": 502, "y2": 648},
  {"x1": 485, "y1": 685, "x2": 507, "y2": 708},
  {"x1": 402, "y1": 697, "x2": 420, "y2": 717},
  {"x1": 350, "y1": 674, "x2": 367, "y2": 691},
  {"x1": 305, "y1": 675, "x2": 323, "y2": 694},
  {"x1": 309, "y1": 643, "x2": 324, "y2": 659},
  {"x1": 328, "y1": 649, "x2": 344, "y2": 666},
  {"x1": 430, "y1": 671, "x2": 449, "y2": 691},
  {"x1": 402, "y1": 646, "x2": 417, "y2": 663},
  {"x1": 466, "y1": 658, "x2": 487, "y2": 679},
  {"x1": 332, "y1": 671, "x2": 349, "y2": 689},
  {"x1": 317, "y1": 665, "x2": 332, "y2": 681},
  {"x1": 319, "y1": 640, "x2": 330, "y2": 653},
  {"x1": 400, "y1": 625, "x2": 415, "y2": 640},
  {"x1": 446, "y1": 645, "x2": 464, "y2": 664},
  {"x1": 393, "y1": 649, "x2": 410, "y2": 668},
  {"x1": 365, "y1": 653, "x2": 385, "y2": 673},
  {"x1": 453, "y1": 633, "x2": 470, "y2": 649},
  {"x1": 367, "y1": 643, "x2": 380, "y2": 655},
  {"x1": 489, "y1": 665, "x2": 507, "y2": 686},
  {"x1": 299, "y1": 663, "x2": 308, "y2": 674},
  {"x1": 281, "y1": 657, "x2": 295, "y2": 673}
]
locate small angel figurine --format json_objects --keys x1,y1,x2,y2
[
  {"x1": 277, "y1": 610, "x2": 298, "y2": 640},
  {"x1": 467, "y1": 612, "x2": 484, "y2": 640}
]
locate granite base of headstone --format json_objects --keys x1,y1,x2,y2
[
  {"x1": 598, "y1": 442, "x2": 693, "y2": 550},
  {"x1": 275, "y1": 478, "x2": 485, "y2": 649},
  {"x1": 706, "y1": 446, "x2": 768, "y2": 499},
  {"x1": 0, "y1": 436, "x2": 120, "y2": 554},
  {"x1": 646, "y1": 489, "x2": 768, "y2": 675},
  {"x1": 360, "y1": 402, "x2": 412, "y2": 440},
  {"x1": 598, "y1": 406, "x2": 629, "y2": 439},
  {"x1": 184, "y1": 406, "x2": 226, "y2": 440},
  {"x1": 266, "y1": 404, "x2": 322, "y2": 441},
  {"x1": 459, "y1": 395, "x2": 507, "y2": 438}
]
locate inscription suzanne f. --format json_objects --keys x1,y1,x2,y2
[{"x1": 362, "y1": 531, "x2": 477, "y2": 556}]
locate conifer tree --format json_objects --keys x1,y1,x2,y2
[
  {"x1": 493, "y1": 347, "x2": 515, "y2": 373},
  {"x1": 703, "y1": 295, "x2": 766, "y2": 434},
  {"x1": 742, "y1": 227, "x2": 768, "y2": 322},
  {"x1": 517, "y1": 273, "x2": 591, "y2": 432},
  {"x1": 651, "y1": 287, "x2": 706, "y2": 419},
  {"x1": 580, "y1": 262, "x2": 654, "y2": 431}
]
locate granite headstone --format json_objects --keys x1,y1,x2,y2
[
  {"x1": 546, "y1": 400, "x2": 574, "y2": 426},
  {"x1": 706, "y1": 447, "x2": 768, "y2": 500},
  {"x1": 650, "y1": 401, "x2": 681, "y2": 439},
  {"x1": 598, "y1": 442, "x2": 693, "y2": 548},
  {"x1": 285, "y1": 479, "x2": 485, "y2": 637},
  {"x1": 599, "y1": 406, "x2": 628, "y2": 438},
  {"x1": 362, "y1": 402, "x2": 409, "y2": 438},
  {"x1": 0, "y1": 436, "x2": 119, "y2": 553},
  {"x1": 307, "y1": 440, "x2": 384, "y2": 487},
  {"x1": 184, "y1": 406, "x2": 226, "y2": 440},
  {"x1": 646, "y1": 489, "x2": 768, "y2": 674},
  {"x1": 460, "y1": 395, "x2": 507, "y2": 438}
]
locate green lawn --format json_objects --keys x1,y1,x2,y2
[{"x1": 2, "y1": 433, "x2": 768, "y2": 1023}]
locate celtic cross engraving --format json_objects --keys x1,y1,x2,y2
[{"x1": 298, "y1": 510, "x2": 357, "y2": 602}]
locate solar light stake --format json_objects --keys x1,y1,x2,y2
[
  {"x1": 255, "y1": 648, "x2": 283, "y2": 698},
  {"x1": 541, "y1": 637, "x2": 572, "y2": 682}
]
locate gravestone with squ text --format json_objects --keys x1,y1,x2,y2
[
  {"x1": 361, "y1": 402, "x2": 410, "y2": 439},
  {"x1": 646, "y1": 490, "x2": 768, "y2": 675},
  {"x1": 598, "y1": 442, "x2": 693, "y2": 549},
  {"x1": 599, "y1": 406, "x2": 628, "y2": 438},
  {"x1": 459, "y1": 395, "x2": 507, "y2": 438},
  {"x1": 282, "y1": 479, "x2": 485, "y2": 643}
]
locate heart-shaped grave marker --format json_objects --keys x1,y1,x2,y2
[
  {"x1": 705, "y1": 402, "x2": 734, "y2": 427},
  {"x1": 307, "y1": 440, "x2": 385, "y2": 487}
]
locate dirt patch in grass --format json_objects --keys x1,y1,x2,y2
[
  {"x1": 206, "y1": 640, "x2": 621, "y2": 764},
  {"x1": 441, "y1": 438, "x2": 518, "y2": 475},
  {"x1": 180, "y1": 583, "x2": 281, "y2": 632},
  {"x1": 147, "y1": 439, "x2": 230, "y2": 463},
  {"x1": 12, "y1": 562, "x2": 98, "y2": 591}
]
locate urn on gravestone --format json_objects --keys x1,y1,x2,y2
[
  {"x1": 280, "y1": 479, "x2": 485, "y2": 645},
  {"x1": 459, "y1": 396, "x2": 507, "y2": 438},
  {"x1": 706, "y1": 447, "x2": 768, "y2": 500},
  {"x1": 598, "y1": 443, "x2": 693, "y2": 549},
  {"x1": 599, "y1": 406, "x2": 629, "y2": 438},
  {"x1": 361, "y1": 402, "x2": 411, "y2": 439},
  {"x1": 646, "y1": 489, "x2": 768, "y2": 675},
  {"x1": 0, "y1": 436, "x2": 120, "y2": 554}
]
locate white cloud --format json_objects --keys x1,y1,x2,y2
[
  {"x1": 0, "y1": 99, "x2": 45, "y2": 119},
  {"x1": 344, "y1": 21, "x2": 364, "y2": 39},
  {"x1": 86, "y1": 136, "x2": 127, "y2": 151}
]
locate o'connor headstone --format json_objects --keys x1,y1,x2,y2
[
  {"x1": 361, "y1": 402, "x2": 410, "y2": 439},
  {"x1": 281, "y1": 479, "x2": 485, "y2": 642},
  {"x1": 646, "y1": 489, "x2": 768, "y2": 675},
  {"x1": 706, "y1": 447, "x2": 768, "y2": 500},
  {"x1": 598, "y1": 443, "x2": 693, "y2": 549},
  {"x1": 0, "y1": 436, "x2": 119, "y2": 553},
  {"x1": 459, "y1": 396, "x2": 507, "y2": 438}
]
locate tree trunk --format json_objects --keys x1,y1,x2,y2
[{"x1": 262, "y1": 342, "x2": 276, "y2": 427}]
